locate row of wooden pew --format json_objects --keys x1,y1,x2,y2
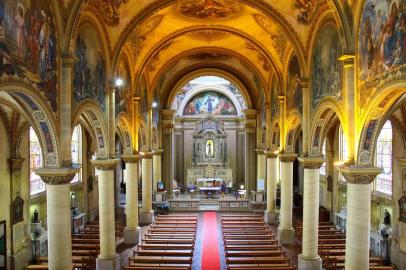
[
  {"x1": 124, "y1": 214, "x2": 198, "y2": 270},
  {"x1": 295, "y1": 221, "x2": 395, "y2": 270},
  {"x1": 26, "y1": 220, "x2": 124, "y2": 270},
  {"x1": 221, "y1": 214, "x2": 296, "y2": 270}
]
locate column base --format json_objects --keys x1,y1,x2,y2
[
  {"x1": 139, "y1": 210, "x2": 154, "y2": 225},
  {"x1": 298, "y1": 254, "x2": 322, "y2": 270},
  {"x1": 277, "y1": 227, "x2": 295, "y2": 244},
  {"x1": 264, "y1": 211, "x2": 279, "y2": 225},
  {"x1": 96, "y1": 254, "x2": 120, "y2": 270},
  {"x1": 124, "y1": 227, "x2": 141, "y2": 245}
]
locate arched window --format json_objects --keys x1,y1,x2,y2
[
  {"x1": 30, "y1": 127, "x2": 45, "y2": 195},
  {"x1": 339, "y1": 125, "x2": 348, "y2": 182},
  {"x1": 320, "y1": 140, "x2": 327, "y2": 175},
  {"x1": 71, "y1": 125, "x2": 82, "y2": 183},
  {"x1": 375, "y1": 120, "x2": 392, "y2": 195}
]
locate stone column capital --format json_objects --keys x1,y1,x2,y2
[
  {"x1": 8, "y1": 158, "x2": 25, "y2": 171},
  {"x1": 91, "y1": 158, "x2": 120, "y2": 171},
  {"x1": 338, "y1": 54, "x2": 355, "y2": 67},
  {"x1": 264, "y1": 150, "x2": 278, "y2": 159},
  {"x1": 152, "y1": 149, "x2": 164, "y2": 155},
  {"x1": 132, "y1": 96, "x2": 141, "y2": 103},
  {"x1": 61, "y1": 54, "x2": 75, "y2": 67},
  {"x1": 336, "y1": 166, "x2": 381, "y2": 184},
  {"x1": 122, "y1": 155, "x2": 139, "y2": 163},
  {"x1": 298, "y1": 156, "x2": 324, "y2": 169},
  {"x1": 279, "y1": 153, "x2": 298, "y2": 163},
  {"x1": 299, "y1": 78, "x2": 309, "y2": 89},
  {"x1": 35, "y1": 167, "x2": 80, "y2": 185},
  {"x1": 255, "y1": 148, "x2": 266, "y2": 155},
  {"x1": 140, "y1": 151, "x2": 153, "y2": 159}
]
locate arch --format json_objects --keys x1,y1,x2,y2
[
  {"x1": 285, "y1": 112, "x2": 302, "y2": 153},
  {"x1": 357, "y1": 84, "x2": 406, "y2": 166},
  {"x1": 72, "y1": 100, "x2": 109, "y2": 158},
  {"x1": 166, "y1": 68, "x2": 254, "y2": 109},
  {"x1": 0, "y1": 81, "x2": 60, "y2": 167},
  {"x1": 116, "y1": 112, "x2": 133, "y2": 155},
  {"x1": 310, "y1": 98, "x2": 345, "y2": 157}
]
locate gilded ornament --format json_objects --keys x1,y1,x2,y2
[{"x1": 187, "y1": 30, "x2": 229, "y2": 42}]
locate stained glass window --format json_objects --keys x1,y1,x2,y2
[
  {"x1": 375, "y1": 120, "x2": 392, "y2": 195},
  {"x1": 30, "y1": 127, "x2": 45, "y2": 195},
  {"x1": 71, "y1": 125, "x2": 82, "y2": 183},
  {"x1": 320, "y1": 140, "x2": 326, "y2": 175}
]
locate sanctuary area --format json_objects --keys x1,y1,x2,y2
[{"x1": 0, "y1": 0, "x2": 405, "y2": 270}]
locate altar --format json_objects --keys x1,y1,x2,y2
[{"x1": 186, "y1": 117, "x2": 233, "y2": 188}]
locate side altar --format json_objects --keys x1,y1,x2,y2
[{"x1": 186, "y1": 117, "x2": 233, "y2": 188}]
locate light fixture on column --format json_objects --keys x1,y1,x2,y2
[
  {"x1": 115, "y1": 78, "x2": 124, "y2": 87},
  {"x1": 152, "y1": 101, "x2": 158, "y2": 108}
]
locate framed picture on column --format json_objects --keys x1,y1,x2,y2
[{"x1": 0, "y1": 220, "x2": 6, "y2": 270}]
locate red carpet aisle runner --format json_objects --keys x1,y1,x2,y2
[{"x1": 201, "y1": 212, "x2": 221, "y2": 270}]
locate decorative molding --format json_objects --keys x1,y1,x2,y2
[
  {"x1": 122, "y1": 155, "x2": 139, "y2": 163},
  {"x1": 336, "y1": 166, "x2": 382, "y2": 185},
  {"x1": 91, "y1": 159, "x2": 120, "y2": 170},
  {"x1": 279, "y1": 153, "x2": 298, "y2": 163},
  {"x1": 35, "y1": 167, "x2": 80, "y2": 185},
  {"x1": 298, "y1": 156, "x2": 324, "y2": 169}
]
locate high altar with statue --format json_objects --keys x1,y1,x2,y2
[{"x1": 186, "y1": 117, "x2": 233, "y2": 192}]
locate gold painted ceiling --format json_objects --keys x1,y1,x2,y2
[{"x1": 66, "y1": 0, "x2": 351, "y2": 107}]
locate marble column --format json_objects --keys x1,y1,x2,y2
[
  {"x1": 162, "y1": 109, "x2": 176, "y2": 196},
  {"x1": 298, "y1": 157, "x2": 324, "y2": 270},
  {"x1": 35, "y1": 167, "x2": 79, "y2": 270},
  {"x1": 338, "y1": 166, "x2": 381, "y2": 270},
  {"x1": 256, "y1": 149, "x2": 266, "y2": 186},
  {"x1": 60, "y1": 56, "x2": 75, "y2": 166},
  {"x1": 243, "y1": 109, "x2": 257, "y2": 195},
  {"x1": 300, "y1": 79, "x2": 310, "y2": 155},
  {"x1": 91, "y1": 159, "x2": 120, "y2": 270},
  {"x1": 122, "y1": 155, "x2": 140, "y2": 245},
  {"x1": 278, "y1": 153, "x2": 297, "y2": 244},
  {"x1": 152, "y1": 149, "x2": 163, "y2": 192},
  {"x1": 140, "y1": 152, "x2": 154, "y2": 225},
  {"x1": 340, "y1": 55, "x2": 355, "y2": 163},
  {"x1": 264, "y1": 151, "x2": 278, "y2": 224}
]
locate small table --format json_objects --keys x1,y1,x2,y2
[{"x1": 200, "y1": 186, "x2": 221, "y2": 198}]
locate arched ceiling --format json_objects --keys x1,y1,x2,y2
[{"x1": 68, "y1": 0, "x2": 345, "y2": 108}]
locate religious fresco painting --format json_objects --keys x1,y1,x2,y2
[
  {"x1": 73, "y1": 24, "x2": 106, "y2": 111},
  {"x1": 359, "y1": 0, "x2": 406, "y2": 107},
  {"x1": 152, "y1": 82, "x2": 161, "y2": 148},
  {"x1": 183, "y1": 91, "x2": 237, "y2": 116},
  {"x1": 359, "y1": 0, "x2": 406, "y2": 80},
  {"x1": 176, "y1": 0, "x2": 241, "y2": 20},
  {"x1": 115, "y1": 58, "x2": 130, "y2": 115},
  {"x1": 0, "y1": 0, "x2": 58, "y2": 111},
  {"x1": 270, "y1": 79, "x2": 279, "y2": 120},
  {"x1": 311, "y1": 25, "x2": 342, "y2": 110},
  {"x1": 287, "y1": 56, "x2": 302, "y2": 114}
]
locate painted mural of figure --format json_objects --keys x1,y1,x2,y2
[
  {"x1": 95, "y1": 50, "x2": 105, "y2": 101},
  {"x1": 15, "y1": 4, "x2": 25, "y2": 59},
  {"x1": 204, "y1": 95, "x2": 215, "y2": 113},
  {"x1": 39, "y1": 12, "x2": 53, "y2": 83},
  {"x1": 28, "y1": 14, "x2": 41, "y2": 73}
]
